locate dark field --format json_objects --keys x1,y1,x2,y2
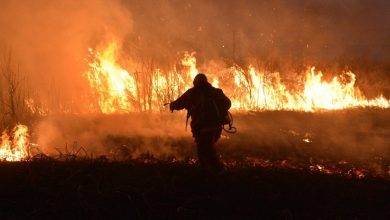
[
  {"x1": 2, "y1": 109, "x2": 389, "y2": 219},
  {"x1": 0, "y1": 159, "x2": 389, "y2": 219}
]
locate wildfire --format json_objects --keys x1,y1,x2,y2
[
  {"x1": 0, "y1": 125, "x2": 30, "y2": 161},
  {"x1": 85, "y1": 41, "x2": 137, "y2": 113},
  {"x1": 181, "y1": 51, "x2": 198, "y2": 84},
  {"x1": 232, "y1": 66, "x2": 390, "y2": 111},
  {"x1": 85, "y1": 41, "x2": 390, "y2": 113}
]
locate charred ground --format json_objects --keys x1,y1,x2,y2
[
  {"x1": 0, "y1": 158, "x2": 389, "y2": 219},
  {"x1": 1, "y1": 110, "x2": 389, "y2": 219}
]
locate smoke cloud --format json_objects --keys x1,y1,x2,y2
[
  {"x1": 122, "y1": 0, "x2": 389, "y2": 65},
  {"x1": 33, "y1": 113, "x2": 192, "y2": 159},
  {"x1": 0, "y1": 0, "x2": 132, "y2": 109},
  {"x1": 32, "y1": 110, "x2": 390, "y2": 166},
  {"x1": 0, "y1": 0, "x2": 389, "y2": 105}
]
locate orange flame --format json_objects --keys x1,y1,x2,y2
[
  {"x1": 85, "y1": 42, "x2": 137, "y2": 113},
  {"x1": 181, "y1": 51, "x2": 198, "y2": 89},
  {"x1": 0, "y1": 125, "x2": 30, "y2": 161},
  {"x1": 232, "y1": 66, "x2": 389, "y2": 111},
  {"x1": 85, "y1": 41, "x2": 390, "y2": 113}
]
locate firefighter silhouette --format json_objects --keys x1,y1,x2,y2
[{"x1": 170, "y1": 73, "x2": 231, "y2": 173}]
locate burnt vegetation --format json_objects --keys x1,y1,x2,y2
[
  {"x1": 0, "y1": 158, "x2": 389, "y2": 219},
  {"x1": 0, "y1": 109, "x2": 388, "y2": 219},
  {"x1": 0, "y1": 49, "x2": 32, "y2": 130}
]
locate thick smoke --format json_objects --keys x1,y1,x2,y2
[
  {"x1": 223, "y1": 110, "x2": 390, "y2": 163},
  {"x1": 120, "y1": 0, "x2": 390, "y2": 96},
  {"x1": 0, "y1": 0, "x2": 132, "y2": 110},
  {"x1": 33, "y1": 113, "x2": 192, "y2": 159},
  {"x1": 0, "y1": 0, "x2": 389, "y2": 104},
  {"x1": 32, "y1": 110, "x2": 390, "y2": 167},
  {"x1": 122, "y1": 0, "x2": 390, "y2": 65}
]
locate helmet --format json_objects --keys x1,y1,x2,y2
[{"x1": 193, "y1": 73, "x2": 208, "y2": 87}]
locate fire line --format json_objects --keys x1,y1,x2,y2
[{"x1": 84, "y1": 41, "x2": 390, "y2": 113}]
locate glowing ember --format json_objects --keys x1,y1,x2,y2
[
  {"x1": 0, "y1": 125, "x2": 30, "y2": 161},
  {"x1": 85, "y1": 41, "x2": 390, "y2": 113}
]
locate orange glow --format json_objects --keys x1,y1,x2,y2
[
  {"x1": 0, "y1": 125, "x2": 30, "y2": 161},
  {"x1": 85, "y1": 40, "x2": 390, "y2": 113},
  {"x1": 85, "y1": 42, "x2": 137, "y2": 113},
  {"x1": 231, "y1": 66, "x2": 389, "y2": 111},
  {"x1": 181, "y1": 51, "x2": 198, "y2": 83}
]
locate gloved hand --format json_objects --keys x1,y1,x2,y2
[{"x1": 169, "y1": 102, "x2": 175, "y2": 112}]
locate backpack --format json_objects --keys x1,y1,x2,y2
[{"x1": 186, "y1": 89, "x2": 235, "y2": 133}]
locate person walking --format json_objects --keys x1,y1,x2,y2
[{"x1": 170, "y1": 73, "x2": 231, "y2": 173}]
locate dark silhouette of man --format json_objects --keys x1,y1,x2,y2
[{"x1": 170, "y1": 73, "x2": 231, "y2": 173}]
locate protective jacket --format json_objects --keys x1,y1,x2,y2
[{"x1": 170, "y1": 82, "x2": 231, "y2": 131}]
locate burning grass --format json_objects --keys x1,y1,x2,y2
[
  {"x1": 0, "y1": 124, "x2": 30, "y2": 161},
  {"x1": 84, "y1": 41, "x2": 390, "y2": 113}
]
